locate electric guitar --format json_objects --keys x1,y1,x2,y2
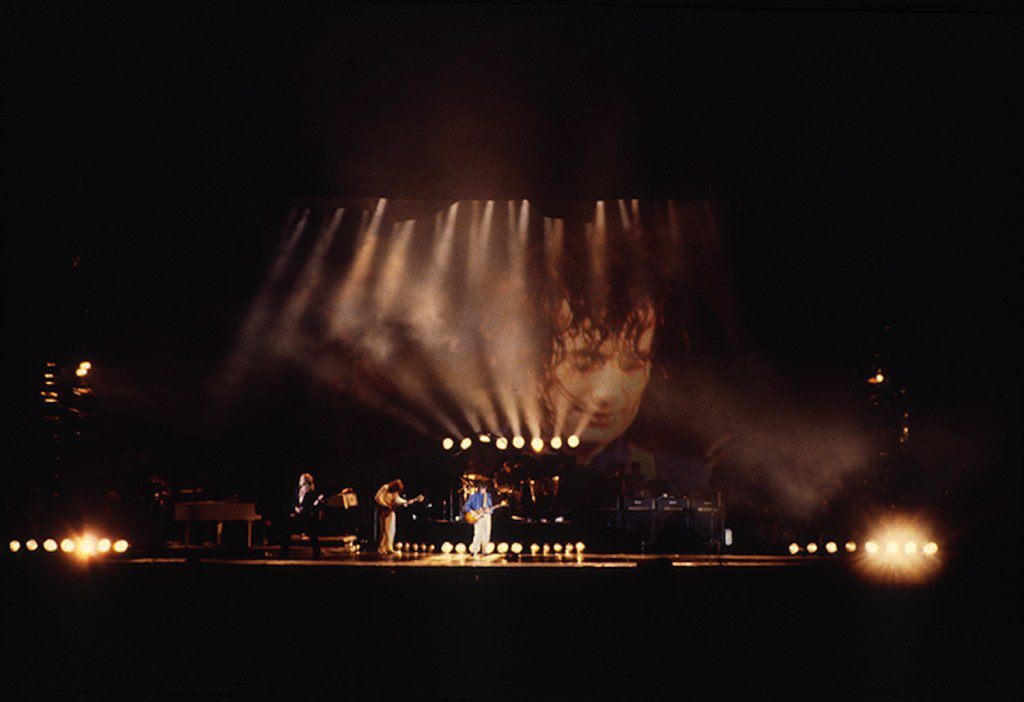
[
  {"x1": 378, "y1": 494, "x2": 425, "y2": 514},
  {"x1": 464, "y1": 500, "x2": 508, "y2": 525}
]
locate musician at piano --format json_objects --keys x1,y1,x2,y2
[{"x1": 374, "y1": 479, "x2": 423, "y2": 556}]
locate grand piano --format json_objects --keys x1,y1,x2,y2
[{"x1": 174, "y1": 500, "x2": 262, "y2": 548}]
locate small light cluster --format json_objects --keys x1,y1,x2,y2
[
  {"x1": 443, "y1": 434, "x2": 581, "y2": 452},
  {"x1": 787, "y1": 539, "x2": 938, "y2": 558},
  {"x1": 436, "y1": 541, "x2": 585, "y2": 557},
  {"x1": 9, "y1": 534, "x2": 129, "y2": 559}
]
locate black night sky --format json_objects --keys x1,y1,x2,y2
[{"x1": 4, "y1": 1, "x2": 1021, "y2": 538}]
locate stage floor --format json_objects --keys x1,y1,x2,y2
[{"x1": 125, "y1": 550, "x2": 813, "y2": 568}]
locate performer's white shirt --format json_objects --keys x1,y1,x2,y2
[{"x1": 375, "y1": 485, "x2": 408, "y2": 510}]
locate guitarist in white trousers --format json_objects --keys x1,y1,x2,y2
[{"x1": 462, "y1": 482, "x2": 494, "y2": 556}]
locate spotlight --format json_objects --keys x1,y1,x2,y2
[
  {"x1": 75, "y1": 368, "x2": 88, "y2": 378},
  {"x1": 512, "y1": 436, "x2": 526, "y2": 450},
  {"x1": 43, "y1": 539, "x2": 58, "y2": 552},
  {"x1": 904, "y1": 541, "x2": 917, "y2": 555},
  {"x1": 567, "y1": 435, "x2": 580, "y2": 448},
  {"x1": 530, "y1": 543, "x2": 540, "y2": 555},
  {"x1": 420, "y1": 543, "x2": 427, "y2": 552},
  {"x1": 26, "y1": 539, "x2": 39, "y2": 552},
  {"x1": 441, "y1": 541, "x2": 454, "y2": 554},
  {"x1": 806, "y1": 542, "x2": 818, "y2": 554},
  {"x1": 394, "y1": 541, "x2": 403, "y2": 551},
  {"x1": 97, "y1": 538, "x2": 111, "y2": 553},
  {"x1": 495, "y1": 437, "x2": 508, "y2": 450},
  {"x1": 60, "y1": 538, "x2": 76, "y2": 553},
  {"x1": 564, "y1": 543, "x2": 574, "y2": 555},
  {"x1": 886, "y1": 541, "x2": 899, "y2": 555},
  {"x1": 485, "y1": 542, "x2": 496, "y2": 555},
  {"x1": 79, "y1": 361, "x2": 92, "y2": 370},
  {"x1": 80, "y1": 535, "x2": 97, "y2": 555},
  {"x1": 923, "y1": 542, "x2": 939, "y2": 556},
  {"x1": 511, "y1": 542, "x2": 523, "y2": 554},
  {"x1": 531, "y1": 437, "x2": 545, "y2": 453},
  {"x1": 825, "y1": 541, "x2": 838, "y2": 554},
  {"x1": 442, "y1": 437, "x2": 455, "y2": 450},
  {"x1": 845, "y1": 541, "x2": 857, "y2": 553},
  {"x1": 479, "y1": 434, "x2": 492, "y2": 443},
  {"x1": 865, "y1": 541, "x2": 879, "y2": 554},
  {"x1": 428, "y1": 544, "x2": 436, "y2": 553},
  {"x1": 550, "y1": 436, "x2": 563, "y2": 450},
  {"x1": 553, "y1": 543, "x2": 562, "y2": 553},
  {"x1": 455, "y1": 543, "x2": 467, "y2": 554},
  {"x1": 575, "y1": 542, "x2": 585, "y2": 554},
  {"x1": 542, "y1": 543, "x2": 551, "y2": 554},
  {"x1": 460, "y1": 437, "x2": 472, "y2": 450},
  {"x1": 788, "y1": 543, "x2": 800, "y2": 555},
  {"x1": 9, "y1": 540, "x2": 20, "y2": 553},
  {"x1": 112, "y1": 539, "x2": 129, "y2": 554},
  {"x1": 497, "y1": 542, "x2": 509, "y2": 554}
]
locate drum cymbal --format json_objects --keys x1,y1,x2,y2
[{"x1": 461, "y1": 473, "x2": 492, "y2": 483}]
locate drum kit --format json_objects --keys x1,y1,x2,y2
[{"x1": 458, "y1": 457, "x2": 564, "y2": 520}]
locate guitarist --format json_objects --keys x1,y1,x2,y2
[
  {"x1": 462, "y1": 480, "x2": 498, "y2": 556},
  {"x1": 374, "y1": 479, "x2": 423, "y2": 556}
]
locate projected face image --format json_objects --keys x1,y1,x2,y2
[{"x1": 546, "y1": 304, "x2": 656, "y2": 462}]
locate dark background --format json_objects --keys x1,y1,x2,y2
[{"x1": 4, "y1": 1, "x2": 1021, "y2": 543}]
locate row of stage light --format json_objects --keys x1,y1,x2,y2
[
  {"x1": 9, "y1": 536, "x2": 130, "y2": 558},
  {"x1": 393, "y1": 541, "x2": 586, "y2": 556},
  {"x1": 442, "y1": 434, "x2": 581, "y2": 452},
  {"x1": 788, "y1": 540, "x2": 939, "y2": 556}
]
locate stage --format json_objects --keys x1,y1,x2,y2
[{"x1": 4, "y1": 543, "x2": 1019, "y2": 700}]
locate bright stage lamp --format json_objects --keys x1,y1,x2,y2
[
  {"x1": 788, "y1": 543, "x2": 800, "y2": 555},
  {"x1": 530, "y1": 543, "x2": 540, "y2": 555},
  {"x1": 60, "y1": 538, "x2": 76, "y2": 553},
  {"x1": 511, "y1": 542, "x2": 523, "y2": 554},
  {"x1": 512, "y1": 436, "x2": 526, "y2": 450},
  {"x1": 825, "y1": 541, "x2": 838, "y2": 554},
  {"x1": 923, "y1": 542, "x2": 939, "y2": 556},
  {"x1": 485, "y1": 542, "x2": 496, "y2": 555},
  {"x1": 478, "y1": 434, "x2": 491, "y2": 443},
  {"x1": 26, "y1": 539, "x2": 39, "y2": 552},
  {"x1": 497, "y1": 542, "x2": 509, "y2": 554},
  {"x1": 553, "y1": 543, "x2": 562, "y2": 553},
  {"x1": 531, "y1": 437, "x2": 545, "y2": 453},
  {"x1": 442, "y1": 437, "x2": 455, "y2": 450},
  {"x1": 112, "y1": 539, "x2": 129, "y2": 554},
  {"x1": 43, "y1": 539, "x2": 58, "y2": 552},
  {"x1": 904, "y1": 541, "x2": 917, "y2": 555},
  {"x1": 564, "y1": 543, "x2": 574, "y2": 554},
  {"x1": 97, "y1": 538, "x2": 111, "y2": 553},
  {"x1": 460, "y1": 437, "x2": 473, "y2": 450},
  {"x1": 550, "y1": 436, "x2": 563, "y2": 450},
  {"x1": 806, "y1": 542, "x2": 818, "y2": 554},
  {"x1": 79, "y1": 361, "x2": 92, "y2": 370},
  {"x1": 886, "y1": 541, "x2": 899, "y2": 555},
  {"x1": 394, "y1": 542, "x2": 403, "y2": 551},
  {"x1": 75, "y1": 368, "x2": 88, "y2": 378},
  {"x1": 455, "y1": 543, "x2": 467, "y2": 554},
  {"x1": 9, "y1": 540, "x2": 20, "y2": 553},
  {"x1": 575, "y1": 542, "x2": 585, "y2": 554},
  {"x1": 80, "y1": 535, "x2": 97, "y2": 555},
  {"x1": 441, "y1": 541, "x2": 454, "y2": 554},
  {"x1": 845, "y1": 541, "x2": 857, "y2": 553},
  {"x1": 865, "y1": 541, "x2": 879, "y2": 554},
  {"x1": 567, "y1": 435, "x2": 580, "y2": 448},
  {"x1": 542, "y1": 543, "x2": 551, "y2": 554},
  {"x1": 495, "y1": 437, "x2": 508, "y2": 450}
]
